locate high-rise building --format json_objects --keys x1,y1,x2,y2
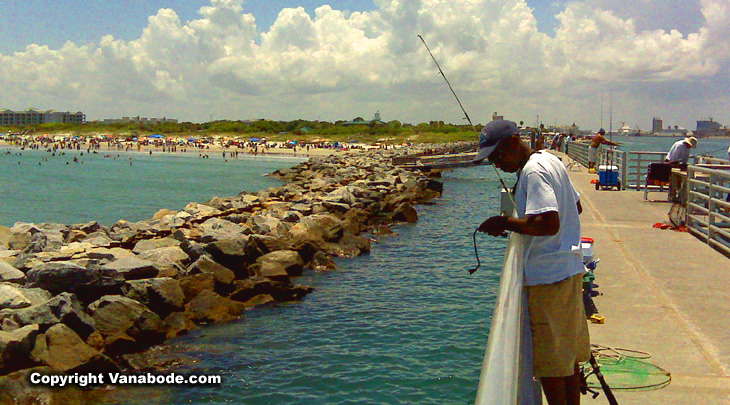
[{"x1": 652, "y1": 117, "x2": 663, "y2": 133}]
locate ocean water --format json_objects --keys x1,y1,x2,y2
[
  {"x1": 602, "y1": 135, "x2": 728, "y2": 157},
  {"x1": 0, "y1": 148, "x2": 299, "y2": 227},
  {"x1": 110, "y1": 166, "x2": 511, "y2": 404}
]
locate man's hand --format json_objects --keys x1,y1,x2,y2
[{"x1": 478, "y1": 216, "x2": 509, "y2": 237}]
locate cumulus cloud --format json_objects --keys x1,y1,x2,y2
[{"x1": 0, "y1": 0, "x2": 728, "y2": 129}]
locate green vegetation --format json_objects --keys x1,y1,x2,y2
[{"x1": 1, "y1": 119, "x2": 485, "y2": 144}]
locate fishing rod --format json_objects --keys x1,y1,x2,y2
[
  {"x1": 582, "y1": 354, "x2": 619, "y2": 405},
  {"x1": 417, "y1": 34, "x2": 514, "y2": 274}
]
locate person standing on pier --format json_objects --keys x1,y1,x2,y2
[
  {"x1": 475, "y1": 120, "x2": 589, "y2": 405},
  {"x1": 588, "y1": 128, "x2": 619, "y2": 171},
  {"x1": 664, "y1": 136, "x2": 697, "y2": 167}
]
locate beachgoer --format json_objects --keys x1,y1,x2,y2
[
  {"x1": 474, "y1": 119, "x2": 589, "y2": 405},
  {"x1": 664, "y1": 137, "x2": 697, "y2": 167},
  {"x1": 588, "y1": 129, "x2": 619, "y2": 171}
]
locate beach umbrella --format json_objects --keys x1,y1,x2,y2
[
  {"x1": 149, "y1": 134, "x2": 164, "y2": 139},
  {"x1": 249, "y1": 137, "x2": 261, "y2": 142}
]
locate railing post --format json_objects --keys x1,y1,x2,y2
[
  {"x1": 708, "y1": 173, "x2": 716, "y2": 245},
  {"x1": 621, "y1": 151, "x2": 628, "y2": 190}
]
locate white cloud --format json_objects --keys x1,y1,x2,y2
[{"x1": 0, "y1": 0, "x2": 728, "y2": 130}]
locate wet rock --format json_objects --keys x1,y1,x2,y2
[
  {"x1": 87, "y1": 295, "x2": 166, "y2": 354},
  {"x1": 5, "y1": 292, "x2": 95, "y2": 338},
  {"x1": 25, "y1": 261, "x2": 124, "y2": 302},
  {"x1": 325, "y1": 233, "x2": 371, "y2": 258},
  {"x1": 393, "y1": 202, "x2": 418, "y2": 223},
  {"x1": 184, "y1": 290, "x2": 246, "y2": 324},
  {"x1": 122, "y1": 278, "x2": 185, "y2": 318},
  {"x1": 162, "y1": 312, "x2": 197, "y2": 339},
  {"x1": 251, "y1": 262, "x2": 290, "y2": 284},
  {"x1": 229, "y1": 279, "x2": 313, "y2": 303},
  {"x1": 0, "y1": 261, "x2": 24, "y2": 284},
  {"x1": 102, "y1": 256, "x2": 160, "y2": 280},
  {"x1": 0, "y1": 324, "x2": 40, "y2": 373},
  {"x1": 31, "y1": 323, "x2": 118, "y2": 373},
  {"x1": 132, "y1": 236, "x2": 180, "y2": 254},
  {"x1": 256, "y1": 250, "x2": 304, "y2": 277},
  {"x1": 242, "y1": 294, "x2": 275, "y2": 308}
]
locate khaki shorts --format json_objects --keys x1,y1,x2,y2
[
  {"x1": 526, "y1": 273, "x2": 590, "y2": 377},
  {"x1": 588, "y1": 147, "x2": 598, "y2": 163}
]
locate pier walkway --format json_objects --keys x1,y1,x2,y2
[{"x1": 558, "y1": 152, "x2": 730, "y2": 404}]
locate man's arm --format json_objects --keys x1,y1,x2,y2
[{"x1": 478, "y1": 211, "x2": 560, "y2": 237}]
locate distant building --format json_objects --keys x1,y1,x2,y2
[
  {"x1": 492, "y1": 112, "x2": 504, "y2": 121},
  {"x1": 339, "y1": 111, "x2": 385, "y2": 126},
  {"x1": 696, "y1": 118, "x2": 722, "y2": 137},
  {"x1": 652, "y1": 117, "x2": 663, "y2": 134},
  {"x1": 0, "y1": 108, "x2": 85, "y2": 126},
  {"x1": 103, "y1": 116, "x2": 178, "y2": 125}
]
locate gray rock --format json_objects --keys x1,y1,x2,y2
[
  {"x1": 102, "y1": 256, "x2": 159, "y2": 280},
  {"x1": 122, "y1": 278, "x2": 185, "y2": 317},
  {"x1": 0, "y1": 325, "x2": 40, "y2": 373},
  {"x1": 0, "y1": 261, "x2": 24, "y2": 284},
  {"x1": 0, "y1": 283, "x2": 51, "y2": 310},
  {"x1": 132, "y1": 237, "x2": 180, "y2": 254},
  {"x1": 25, "y1": 261, "x2": 124, "y2": 301},
  {"x1": 203, "y1": 238, "x2": 257, "y2": 278},
  {"x1": 199, "y1": 218, "x2": 249, "y2": 242},
  {"x1": 6, "y1": 292, "x2": 95, "y2": 338},
  {"x1": 137, "y1": 246, "x2": 190, "y2": 278},
  {"x1": 84, "y1": 231, "x2": 114, "y2": 247},
  {"x1": 22, "y1": 232, "x2": 48, "y2": 254}
]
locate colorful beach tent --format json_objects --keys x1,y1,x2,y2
[
  {"x1": 149, "y1": 134, "x2": 164, "y2": 139},
  {"x1": 249, "y1": 137, "x2": 261, "y2": 142}
]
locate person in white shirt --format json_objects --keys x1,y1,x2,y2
[
  {"x1": 474, "y1": 120, "x2": 589, "y2": 405},
  {"x1": 665, "y1": 137, "x2": 697, "y2": 166}
]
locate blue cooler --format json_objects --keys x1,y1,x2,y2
[{"x1": 598, "y1": 165, "x2": 618, "y2": 185}]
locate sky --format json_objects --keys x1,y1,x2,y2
[{"x1": 0, "y1": 0, "x2": 728, "y2": 131}]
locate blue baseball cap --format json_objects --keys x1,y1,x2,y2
[{"x1": 473, "y1": 119, "x2": 520, "y2": 163}]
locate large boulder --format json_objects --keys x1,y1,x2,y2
[
  {"x1": 0, "y1": 261, "x2": 25, "y2": 284},
  {"x1": 0, "y1": 324, "x2": 40, "y2": 373},
  {"x1": 203, "y1": 238, "x2": 257, "y2": 278},
  {"x1": 184, "y1": 290, "x2": 246, "y2": 324},
  {"x1": 0, "y1": 284, "x2": 51, "y2": 310},
  {"x1": 162, "y1": 312, "x2": 197, "y2": 339},
  {"x1": 25, "y1": 261, "x2": 124, "y2": 303},
  {"x1": 122, "y1": 278, "x2": 185, "y2": 317},
  {"x1": 4, "y1": 292, "x2": 95, "y2": 338},
  {"x1": 132, "y1": 237, "x2": 180, "y2": 254},
  {"x1": 199, "y1": 218, "x2": 250, "y2": 243},
  {"x1": 136, "y1": 246, "x2": 190, "y2": 278},
  {"x1": 102, "y1": 256, "x2": 159, "y2": 280},
  {"x1": 179, "y1": 273, "x2": 216, "y2": 303},
  {"x1": 230, "y1": 279, "x2": 313, "y2": 303},
  {"x1": 87, "y1": 296, "x2": 166, "y2": 354},
  {"x1": 30, "y1": 323, "x2": 118, "y2": 373},
  {"x1": 256, "y1": 250, "x2": 304, "y2": 277},
  {"x1": 186, "y1": 256, "x2": 235, "y2": 286},
  {"x1": 393, "y1": 202, "x2": 418, "y2": 223}
]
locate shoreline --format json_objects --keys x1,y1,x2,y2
[{"x1": 0, "y1": 148, "x2": 444, "y2": 402}]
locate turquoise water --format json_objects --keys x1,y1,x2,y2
[
  {"x1": 0, "y1": 148, "x2": 299, "y2": 227},
  {"x1": 116, "y1": 166, "x2": 510, "y2": 404},
  {"x1": 606, "y1": 135, "x2": 728, "y2": 157}
]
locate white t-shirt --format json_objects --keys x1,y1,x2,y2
[
  {"x1": 666, "y1": 140, "x2": 690, "y2": 163},
  {"x1": 515, "y1": 152, "x2": 584, "y2": 286}
]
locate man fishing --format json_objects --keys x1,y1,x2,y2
[
  {"x1": 475, "y1": 120, "x2": 590, "y2": 405},
  {"x1": 588, "y1": 129, "x2": 619, "y2": 171}
]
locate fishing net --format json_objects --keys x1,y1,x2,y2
[{"x1": 583, "y1": 345, "x2": 672, "y2": 391}]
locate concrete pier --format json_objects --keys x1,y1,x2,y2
[{"x1": 560, "y1": 153, "x2": 730, "y2": 403}]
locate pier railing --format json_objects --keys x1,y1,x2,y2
[
  {"x1": 686, "y1": 165, "x2": 730, "y2": 257},
  {"x1": 565, "y1": 141, "x2": 590, "y2": 167}
]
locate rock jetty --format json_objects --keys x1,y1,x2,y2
[{"x1": 0, "y1": 150, "x2": 443, "y2": 402}]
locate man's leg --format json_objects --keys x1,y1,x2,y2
[
  {"x1": 541, "y1": 376, "x2": 567, "y2": 405},
  {"x1": 565, "y1": 364, "x2": 582, "y2": 405}
]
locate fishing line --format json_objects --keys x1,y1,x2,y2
[{"x1": 417, "y1": 34, "x2": 514, "y2": 274}]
